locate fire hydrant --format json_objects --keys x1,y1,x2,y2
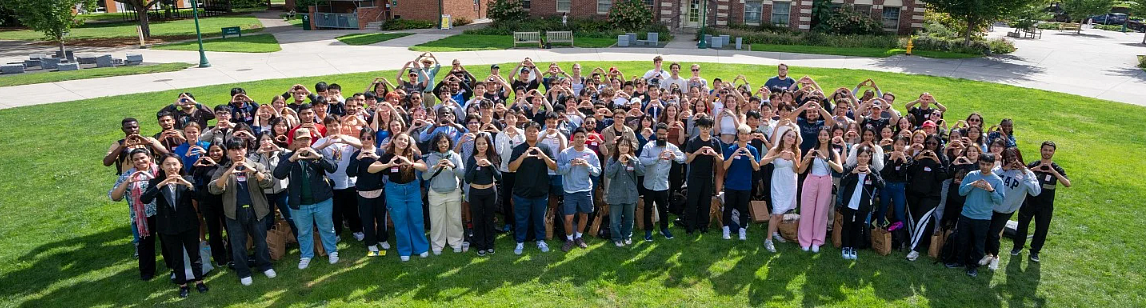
[{"x1": 906, "y1": 38, "x2": 914, "y2": 56}]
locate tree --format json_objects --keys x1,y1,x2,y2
[
  {"x1": 1060, "y1": 0, "x2": 1115, "y2": 33},
  {"x1": 927, "y1": 0, "x2": 1040, "y2": 45},
  {"x1": 1129, "y1": 0, "x2": 1146, "y2": 43},
  {"x1": 114, "y1": 0, "x2": 164, "y2": 39},
  {"x1": 607, "y1": 0, "x2": 653, "y2": 31},
  {"x1": 9, "y1": 0, "x2": 95, "y2": 56}
]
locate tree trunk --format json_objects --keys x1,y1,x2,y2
[
  {"x1": 964, "y1": 18, "x2": 974, "y2": 46},
  {"x1": 58, "y1": 40, "x2": 65, "y2": 59},
  {"x1": 140, "y1": 9, "x2": 151, "y2": 39},
  {"x1": 1077, "y1": 18, "x2": 1082, "y2": 34}
]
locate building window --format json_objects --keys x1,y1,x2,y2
[
  {"x1": 853, "y1": 4, "x2": 871, "y2": 14},
  {"x1": 771, "y1": 1, "x2": 791, "y2": 26},
  {"x1": 355, "y1": 0, "x2": 375, "y2": 8},
  {"x1": 744, "y1": 0, "x2": 762, "y2": 25},
  {"x1": 882, "y1": 6, "x2": 900, "y2": 31},
  {"x1": 598, "y1": 0, "x2": 612, "y2": 14},
  {"x1": 644, "y1": 0, "x2": 655, "y2": 7},
  {"x1": 557, "y1": 0, "x2": 570, "y2": 12},
  {"x1": 522, "y1": 0, "x2": 531, "y2": 9}
]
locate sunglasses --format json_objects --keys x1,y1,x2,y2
[
  {"x1": 691, "y1": 69, "x2": 699, "y2": 72},
  {"x1": 926, "y1": 141, "x2": 939, "y2": 145}
]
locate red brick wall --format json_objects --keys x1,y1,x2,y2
[
  {"x1": 358, "y1": 6, "x2": 386, "y2": 29},
  {"x1": 392, "y1": 0, "x2": 486, "y2": 22}
]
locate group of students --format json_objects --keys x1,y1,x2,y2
[{"x1": 106, "y1": 54, "x2": 1072, "y2": 295}]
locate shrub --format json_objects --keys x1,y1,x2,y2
[
  {"x1": 1138, "y1": 55, "x2": 1146, "y2": 70},
  {"x1": 821, "y1": 6, "x2": 886, "y2": 35},
  {"x1": 464, "y1": 16, "x2": 671, "y2": 40},
  {"x1": 909, "y1": 21, "x2": 1015, "y2": 55},
  {"x1": 1094, "y1": 24, "x2": 1125, "y2": 31},
  {"x1": 295, "y1": 0, "x2": 324, "y2": 13},
  {"x1": 231, "y1": 0, "x2": 265, "y2": 9},
  {"x1": 1037, "y1": 22, "x2": 1063, "y2": 29},
  {"x1": 454, "y1": 17, "x2": 472, "y2": 26},
  {"x1": 488, "y1": 0, "x2": 527, "y2": 22},
  {"x1": 986, "y1": 38, "x2": 1016, "y2": 54},
  {"x1": 382, "y1": 19, "x2": 435, "y2": 30},
  {"x1": 711, "y1": 28, "x2": 898, "y2": 49},
  {"x1": 608, "y1": 0, "x2": 653, "y2": 31}
]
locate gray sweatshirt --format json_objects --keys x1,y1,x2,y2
[
  {"x1": 993, "y1": 167, "x2": 1041, "y2": 214},
  {"x1": 605, "y1": 157, "x2": 645, "y2": 205},
  {"x1": 423, "y1": 151, "x2": 465, "y2": 193}
]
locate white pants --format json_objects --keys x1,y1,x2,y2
[{"x1": 428, "y1": 189, "x2": 464, "y2": 252}]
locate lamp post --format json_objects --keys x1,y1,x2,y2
[
  {"x1": 191, "y1": 0, "x2": 210, "y2": 68},
  {"x1": 697, "y1": 0, "x2": 708, "y2": 48}
]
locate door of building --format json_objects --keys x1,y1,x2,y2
[{"x1": 684, "y1": 0, "x2": 701, "y2": 28}]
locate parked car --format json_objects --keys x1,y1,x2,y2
[
  {"x1": 1088, "y1": 13, "x2": 1128, "y2": 25},
  {"x1": 1127, "y1": 19, "x2": 1145, "y2": 32}
]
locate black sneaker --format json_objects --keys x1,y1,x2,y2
[
  {"x1": 179, "y1": 286, "x2": 190, "y2": 298},
  {"x1": 477, "y1": 250, "x2": 487, "y2": 257},
  {"x1": 1011, "y1": 248, "x2": 1022, "y2": 256},
  {"x1": 945, "y1": 262, "x2": 965, "y2": 269},
  {"x1": 966, "y1": 268, "x2": 978, "y2": 277},
  {"x1": 196, "y1": 282, "x2": 209, "y2": 293},
  {"x1": 1029, "y1": 252, "x2": 1040, "y2": 263}
]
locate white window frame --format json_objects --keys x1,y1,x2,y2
[
  {"x1": 598, "y1": 0, "x2": 612, "y2": 14},
  {"x1": 557, "y1": 0, "x2": 570, "y2": 12},
  {"x1": 744, "y1": 0, "x2": 762, "y2": 25},
  {"x1": 882, "y1": 6, "x2": 900, "y2": 31},
  {"x1": 771, "y1": 1, "x2": 791, "y2": 27}
]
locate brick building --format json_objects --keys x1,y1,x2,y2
[
  {"x1": 522, "y1": 0, "x2": 924, "y2": 35},
  {"x1": 294, "y1": 0, "x2": 489, "y2": 30},
  {"x1": 391, "y1": 0, "x2": 491, "y2": 21}
]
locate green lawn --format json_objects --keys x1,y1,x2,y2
[
  {"x1": 152, "y1": 34, "x2": 282, "y2": 53},
  {"x1": 1, "y1": 61, "x2": 1144, "y2": 307},
  {"x1": 411, "y1": 34, "x2": 614, "y2": 52},
  {"x1": 0, "y1": 15, "x2": 264, "y2": 41},
  {"x1": 750, "y1": 44, "x2": 981, "y2": 59},
  {"x1": 336, "y1": 32, "x2": 413, "y2": 45},
  {"x1": 0, "y1": 63, "x2": 192, "y2": 87}
]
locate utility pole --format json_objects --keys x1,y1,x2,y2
[
  {"x1": 191, "y1": 0, "x2": 210, "y2": 68},
  {"x1": 697, "y1": 0, "x2": 708, "y2": 48}
]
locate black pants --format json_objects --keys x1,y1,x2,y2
[
  {"x1": 908, "y1": 193, "x2": 942, "y2": 253},
  {"x1": 684, "y1": 176, "x2": 715, "y2": 232},
  {"x1": 357, "y1": 194, "x2": 388, "y2": 248},
  {"x1": 500, "y1": 172, "x2": 516, "y2": 229},
  {"x1": 225, "y1": 206, "x2": 272, "y2": 279},
  {"x1": 160, "y1": 228, "x2": 204, "y2": 285},
  {"x1": 840, "y1": 207, "x2": 867, "y2": 249},
  {"x1": 1015, "y1": 199, "x2": 1054, "y2": 254},
  {"x1": 198, "y1": 197, "x2": 230, "y2": 265},
  {"x1": 723, "y1": 189, "x2": 751, "y2": 230},
  {"x1": 137, "y1": 216, "x2": 159, "y2": 279},
  {"x1": 643, "y1": 189, "x2": 670, "y2": 231},
  {"x1": 332, "y1": 188, "x2": 362, "y2": 235},
  {"x1": 470, "y1": 187, "x2": 498, "y2": 251},
  {"x1": 955, "y1": 215, "x2": 990, "y2": 269},
  {"x1": 668, "y1": 162, "x2": 685, "y2": 215},
  {"x1": 986, "y1": 211, "x2": 1014, "y2": 256}
]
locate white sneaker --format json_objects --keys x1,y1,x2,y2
[
  {"x1": 812, "y1": 245, "x2": 820, "y2": 253},
  {"x1": 979, "y1": 255, "x2": 993, "y2": 266},
  {"x1": 537, "y1": 241, "x2": 550, "y2": 253},
  {"x1": 615, "y1": 241, "x2": 624, "y2": 247},
  {"x1": 764, "y1": 240, "x2": 776, "y2": 253},
  {"x1": 988, "y1": 257, "x2": 1000, "y2": 271},
  {"x1": 842, "y1": 248, "x2": 850, "y2": 260},
  {"x1": 462, "y1": 241, "x2": 470, "y2": 252},
  {"x1": 453, "y1": 247, "x2": 462, "y2": 253},
  {"x1": 419, "y1": 252, "x2": 429, "y2": 258},
  {"x1": 850, "y1": 248, "x2": 858, "y2": 260},
  {"x1": 772, "y1": 232, "x2": 787, "y2": 243},
  {"x1": 263, "y1": 269, "x2": 277, "y2": 278},
  {"x1": 400, "y1": 256, "x2": 410, "y2": 262},
  {"x1": 298, "y1": 258, "x2": 312, "y2": 270},
  {"x1": 239, "y1": 276, "x2": 253, "y2": 286},
  {"x1": 738, "y1": 228, "x2": 747, "y2": 241},
  {"x1": 624, "y1": 238, "x2": 632, "y2": 245},
  {"x1": 328, "y1": 252, "x2": 339, "y2": 264},
  {"x1": 514, "y1": 242, "x2": 524, "y2": 255},
  {"x1": 722, "y1": 227, "x2": 731, "y2": 240},
  {"x1": 802, "y1": 246, "x2": 810, "y2": 252},
  {"x1": 906, "y1": 251, "x2": 919, "y2": 261},
  {"x1": 353, "y1": 232, "x2": 365, "y2": 241},
  {"x1": 432, "y1": 250, "x2": 442, "y2": 256},
  {"x1": 380, "y1": 241, "x2": 391, "y2": 250}
]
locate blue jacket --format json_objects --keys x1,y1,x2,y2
[{"x1": 958, "y1": 170, "x2": 1006, "y2": 220}]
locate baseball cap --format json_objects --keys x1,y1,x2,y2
[
  {"x1": 294, "y1": 128, "x2": 312, "y2": 139},
  {"x1": 491, "y1": 64, "x2": 500, "y2": 69}
]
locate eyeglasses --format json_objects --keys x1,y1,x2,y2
[
  {"x1": 969, "y1": 118, "x2": 981, "y2": 122},
  {"x1": 691, "y1": 69, "x2": 699, "y2": 72},
  {"x1": 926, "y1": 141, "x2": 939, "y2": 145}
]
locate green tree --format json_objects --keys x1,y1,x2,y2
[
  {"x1": 927, "y1": 0, "x2": 1040, "y2": 45},
  {"x1": 1127, "y1": 0, "x2": 1146, "y2": 42},
  {"x1": 810, "y1": 0, "x2": 833, "y2": 32},
  {"x1": 113, "y1": 0, "x2": 164, "y2": 39},
  {"x1": 9, "y1": 0, "x2": 95, "y2": 56},
  {"x1": 1060, "y1": 0, "x2": 1115, "y2": 33},
  {"x1": 608, "y1": 0, "x2": 653, "y2": 31},
  {"x1": 487, "y1": 0, "x2": 527, "y2": 22}
]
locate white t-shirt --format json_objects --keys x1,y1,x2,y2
[{"x1": 661, "y1": 76, "x2": 688, "y2": 90}]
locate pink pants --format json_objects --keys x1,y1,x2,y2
[{"x1": 799, "y1": 174, "x2": 833, "y2": 247}]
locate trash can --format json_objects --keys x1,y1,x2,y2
[{"x1": 301, "y1": 14, "x2": 311, "y2": 30}]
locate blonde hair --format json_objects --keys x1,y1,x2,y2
[{"x1": 737, "y1": 124, "x2": 751, "y2": 135}]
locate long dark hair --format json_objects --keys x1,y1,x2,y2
[
  {"x1": 155, "y1": 153, "x2": 185, "y2": 179},
  {"x1": 611, "y1": 135, "x2": 636, "y2": 161},
  {"x1": 471, "y1": 133, "x2": 500, "y2": 167}
]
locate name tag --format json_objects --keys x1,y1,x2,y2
[
  {"x1": 236, "y1": 174, "x2": 247, "y2": 182},
  {"x1": 626, "y1": 166, "x2": 634, "y2": 171},
  {"x1": 864, "y1": 178, "x2": 872, "y2": 185},
  {"x1": 591, "y1": 142, "x2": 598, "y2": 147},
  {"x1": 1045, "y1": 174, "x2": 1052, "y2": 182},
  {"x1": 895, "y1": 166, "x2": 900, "y2": 171},
  {"x1": 390, "y1": 167, "x2": 399, "y2": 173},
  {"x1": 477, "y1": 166, "x2": 482, "y2": 170},
  {"x1": 735, "y1": 156, "x2": 742, "y2": 160},
  {"x1": 923, "y1": 167, "x2": 932, "y2": 172}
]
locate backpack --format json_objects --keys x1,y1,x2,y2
[{"x1": 937, "y1": 226, "x2": 962, "y2": 265}]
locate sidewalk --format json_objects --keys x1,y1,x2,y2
[{"x1": 1, "y1": 22, "x2": 1143, "y2": 109}]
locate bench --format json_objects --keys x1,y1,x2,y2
[
  {"x1": 57, "y1": 62, "x2": 79, "y2": 71},
  {"x1": 513, "y1": 31, "x2": 542, "y2": 48},
  {"x1": 1022, "y1": 27, "x2": 1042, "y2": 39},
  {"x1": 1060, "y1": 23, "x2": 1080, "y2": 31},
  {"x1": 617, "y1": 34, "x2": 630, "y2": 47},
  {"x1": 221, "y1": 26, "x2": 242, "y2": 38},
  {"x1": 125, "y1": 53, "x2": 144, "y2": 65},
  {"x1": 77, "y1": 56, "x2": 99, "y2": 65},
  {"x1": 637, "y1": 32, "x2": 659, "y2": 46},
  {"x1": 40, "y1": 57, "x2": 61, "y2": 70},
  {"x1": 96, "y1": 55, "x2": 115, "y2": 68},
  {"x1": 545, "y1": 31, "x2": 574, "y2": 47},
  {"x1": 1, "y1": 64, "x2": 25, "y2": 74}
]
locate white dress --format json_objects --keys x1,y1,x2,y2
[{"x1": 770, "y1": 158, "x2": 798, "y2": 214}]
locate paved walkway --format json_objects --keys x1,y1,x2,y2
[{"x1": 1, "y1": 17, "x2": 1143, "y2": 109}]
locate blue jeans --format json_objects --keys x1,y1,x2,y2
[
  {"x1": 609, "y1": 202, "x2": 636, "y2": 242},
  {"x1": 513, "y1": 195, "x2": 549, "y2": 243},
  {"x1": 290, "y1": 198, "x2": 338, "y2": 260},
  {"x1": 877, "y1": 181, "x2": 907, "y2": 225},
  {"x1": 387, "y1": 181, "x2": 429, "y2": 257}
]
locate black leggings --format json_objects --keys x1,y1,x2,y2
[
  {"x1": 986, "y1": 211, "x2": 1014, "y2": 256},
  {"x1": 357, "y1": 194, "x2": 388, "y2": 247},
  {"x1": 723, "y1": 189, "x2": 751, "y2": 230},
  {"x1": 840, "y1": 207, "x2": 868, "y2": 249},
  {"x1": 684, "y1": 176, "x2": 715, "y2": 232},
  {"x1": 160, "y1": 228, "x2": 204, "y2": 285},
  {"x1": 643, "y1": 189, "x2": 670, "y2": 231},
  {"x1": 470, "y1": 187, "x2": 498, "y2": 251},
  {"x1": 1014, "y1": 199, "x2": 1054, "y2": 253}
]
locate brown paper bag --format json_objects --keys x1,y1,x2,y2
[
  {"x1": 709, "y1": 197, "x2": 723, "y2": 228},
  {"x1": 545, "y1": 208, "x2": 555, "y2": 240},
  {"x1": 871, "y1": 227, "x2": 892, "y2": 256},
  {"x1": 927, "y1": 232, "x2": 943, "y2": 259},
  {"x1": 778, "y1": 213, "x2": 800, "y2": 242},
  {"x1": 749, "y1": 201, "x2": 769, "y2": 223},
  {"x1": 635, "y1": 198, "x2": 645, "y2": 230},
  {"x1": 589, "y1": 204, "x2": 609, "y2": 237},
  {"x1": 266, "y1": 231, "x2": 286, "y2": 261},
  {"x1": 832, "y1": 211, "x2": 843, "y2": 248}
]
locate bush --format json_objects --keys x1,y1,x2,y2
[
  {"x1": 1138, "y1": 55, "x2": 1146, "y2": 70},
  {"x1": 986, "y1": 38, "x2": 1016, "y2": 54},
  {"x1": 909, "y1": 21, "x2": 1015, "y2": 55},
  {"x1": 1094, "y1": 24, "x2": 1125, "y2": 31},
  {"x1": 464, "y1": 16, "x2": 671, "y2": 40},
  {"x1": 230, "y1": 0, "x2": 265, "y2": 9},
  {"x1": 821, "y1": 6, "x2": 885, "y2": 35},
  {"x1": 295, "y1": 0, "x2": 323, "y2": 13},
  {"x1": 711, "y1": 28, "x2": 898, "y2": 49},
  {"x1": 608, "y1": 0, "x2": 653, "y2": 31},
  {"x1": 1037, "y1": 22, "x2": 1063, "y2": 29},
  {"x1": 382, "y1": 19, "x2": 435, "y2": 30},
  {"x1": 454, "y1": 17, "x2": 472, "y2": 26},
  {"x1": 488, "y1": 0, "x2": 527, "y2": 22}
]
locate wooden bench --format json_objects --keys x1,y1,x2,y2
[
  {"x1": 1060, "y1": 23, "x2": 1081, "y2": 31},
  {"x1": 221, "y1": 26, "x2": 242, "y2": 38},
  {"x1": 513, "y1": 31, "x2": 542, "y2": 48},
  {"x1": 1023, "y1": 27, "x2": 1042, "y2": 39},
  {"x1": 545, "y1": 31, "x2": 574, "y2": 46}
]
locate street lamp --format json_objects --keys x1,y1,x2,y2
[
  {"x1": 697, "y1": 0, "x2": 708, "y2": 48},
  {"x1": 191, "y1": 0, "x2": 211, "y2": 68}
]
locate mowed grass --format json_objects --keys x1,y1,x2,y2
[
  {"x1": 336, "y1": 32, "x2": 413, "y2": 45},
  {"x1": 749, "y1": 44, "x2": 981, "y2": 59},
  {"x1": 0, "y1": 15, "x2": 264, "y2": 40},
  {"x1": 0, "y1": 62, "x2": 1144, "y2": 307},
  {"x1": 410, "y1": 34, "x2": 614, "y2": 52},
  {"x1": 152, "y1": 34, "x2": 282, "y2": 53},
  {"x1": 0, "y1": 62, "x2": 192, "y2": 87}
]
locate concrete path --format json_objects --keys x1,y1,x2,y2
[{"x1": 1, "y1": 17, "x2": 1143, "y2": 109}]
